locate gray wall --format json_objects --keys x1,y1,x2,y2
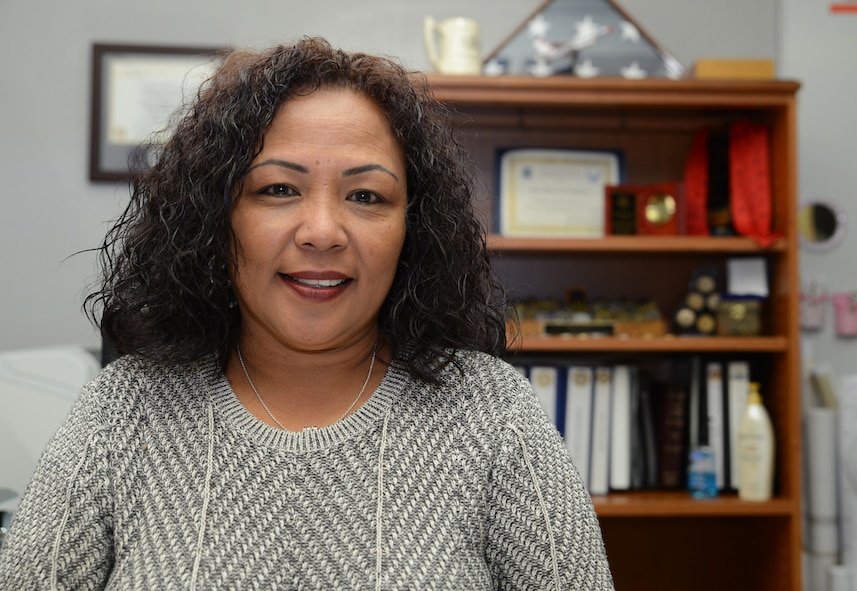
[
  {"x1": 779, "y1": 5, "x2": 857, "y2": 586},
  {"x1": 0, "y1": 0, "x2": 777, "y2": 352},
  {"x1": 781, "y1": 1, "x2": 857, "y2": 381}
]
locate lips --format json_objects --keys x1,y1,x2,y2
[
  {"x1": 285, "y1": 275, "x2": 350, "y2": 288},
  {"x1": 280, "y1": 272, "x2": 352, "y2": 299}
]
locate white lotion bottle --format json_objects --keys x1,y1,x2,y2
[{"x1": 737, "y1": 382, "x2": 775, "y2": 501}]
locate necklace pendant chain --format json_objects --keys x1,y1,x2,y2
[{"x1": 236, "y1": 343, "x2": 378, "y2": 431}]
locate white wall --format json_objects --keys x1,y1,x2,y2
[
  {"x1": 0, "y1": 0, "x2": 776, "y2": 352},
  {"x1": 780, "y1": 2, "x2": 857, "y2": 375},
  {"x1": 779, "y1": 3, "x2": 857, "y2": 588}
]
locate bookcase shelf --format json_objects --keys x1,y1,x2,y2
[
  {"x1": 488, "y1": 234, "x2": 788, "y2": 254},
  {"x1": 593, "y1": 490, "x2": 797, "y2": 517},
  {"x1": 513, "y1": 335, "x2": 789, "y2": 354},
  {"x1": 429, "y1": 74, "x2": 802, "y2": 591}
]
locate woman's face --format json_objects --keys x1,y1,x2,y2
[{"x1": 230, "y1": 87, "x2": 407, "y2": 354}]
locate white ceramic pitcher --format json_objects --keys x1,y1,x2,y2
[{"x1": 423, "y1": 16, "x2": 482, "y2": 75}]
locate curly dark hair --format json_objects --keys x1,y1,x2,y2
[{"x1": 85, "y1": 36, "x2": 509, "y2": 383}]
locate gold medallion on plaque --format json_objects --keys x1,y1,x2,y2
[{"x1": 606, "y1": 183, "x2": 681, "y2": 235}]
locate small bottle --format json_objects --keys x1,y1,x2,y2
[
  {"x1": 688, "y1": 400, "x2": 718, "y2": 499},
  {"x1": 687, "y1": 445, "x2": 718, "y2": 499},
  {"x1": 737, "y1": 382, "x2": 775, "y2": 501}
]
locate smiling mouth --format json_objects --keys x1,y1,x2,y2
[{"x1": 282, "y1": 274, "x2": 351, "y2": 288}]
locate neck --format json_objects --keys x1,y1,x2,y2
[{"x1": 227, "y1": 339, "x2": 385, "y2": 431}]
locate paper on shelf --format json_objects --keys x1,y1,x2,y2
[{"x1": 727, "y1": 257, "x2": 769, "y2": 297}]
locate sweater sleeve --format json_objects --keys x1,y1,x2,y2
[
  {"x1": 484, "y1": 374, "x2": 615, "y2": 591},
  {"x1": 0, "y1": 379, "x2": 115, "y2": 591}
]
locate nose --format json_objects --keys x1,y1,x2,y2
[{"x1": 293, "y1": 196, "x2": 348, "y2": 251}]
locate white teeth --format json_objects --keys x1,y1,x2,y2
[{"x1": 293, "y1": 277, "x2": 347, "y2": 288}]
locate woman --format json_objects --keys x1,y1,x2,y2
[{"x1": 0, "y1": 38, "x2": 613, "y2": 589}]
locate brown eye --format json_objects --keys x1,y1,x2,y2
[
  {"x1": 261, "y1": 184, "x2": 297, "y2": 197},
  {"x1": 348, "y1": 189, "x2": 381, "y2": 204}
]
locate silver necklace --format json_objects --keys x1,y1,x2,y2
[{"x1": 236, "y1": 343, "x2": 378, "y2": 430}]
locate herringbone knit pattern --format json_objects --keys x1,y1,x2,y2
[{"x1": 0, "y1": 351, "x2": 613, "y2": 590}]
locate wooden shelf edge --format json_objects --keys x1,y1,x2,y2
[
  {"x1": 426, "y1": 74, "x2": 802, "y2": 108},
  {"x1": 593, "y1": 491, "x2": 798, "y2": 518},
  {"x1": 508, "y1": 335, "x2": 788, "y2": 353},
  {"x1": 487, "y1": 234, "x2": 787, "y2": 254},
  {"x1": 427, "y1": 73, "x2": 801, "y2": 92}
]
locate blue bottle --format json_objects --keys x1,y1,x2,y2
[
  {"x1": 687, "y1": 445, "x2": 718, "y2": 499},
  {"x1": 687, "y1": 360, "x2": 719, "y2": 499}
]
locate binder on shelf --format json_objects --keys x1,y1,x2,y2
[
  {"x1": 706, "y1": 361, "x2": 727, "y2": 489},
  {"x1": 565, "y1": 365, "x2": 594, "y2": 490},
  {"x1": 528, "y1": 365, "x2": 563, "y2": 433},
  {"x1": 637, "y1": 382, "x2": 659, "y2": 488},
  {"x1": 629, "y1": 370, "x2": 649, "y2": 490},
  {"x1": 727, "y1": 360, "x2": 751, "y2": 489},
  {"x1": 688, "y1": 356, "x2": 703, "y2": 450},
  {"x1": 657, "y1": 379, "x2": 689, "y2": 489},
  {"x1": 609, "y1": 364, "x2": 634, "y2": 491},
  {"x1": 589, "y1": 366, "x2": 613, "y2": 495}
]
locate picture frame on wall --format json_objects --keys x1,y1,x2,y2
[{"x1": 89, "y1": 43, "x2": 224, "y2": 182}]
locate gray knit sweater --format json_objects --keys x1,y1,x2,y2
[{"x1": 0, "y1": 350, "x2": 613, "y2": 590}]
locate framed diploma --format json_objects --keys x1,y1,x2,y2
[
  {"x1": 498, "y1": 148, "x2": 621, "y2": 237},
  {"x1": 89, "y1": 43, "x2": 224, "y2": 181}
]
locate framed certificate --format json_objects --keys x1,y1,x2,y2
[
  {"x1": 498, "y1": 148, "x2": 621, "y2": 237},
  {"x1": 89, "y1": 43, "x2": 224, "y2": 182}
]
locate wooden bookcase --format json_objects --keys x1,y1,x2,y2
[{"x1": 427, "y1": 74, "x2": 802, "y2": 591}]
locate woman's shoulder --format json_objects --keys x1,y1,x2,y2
[
  {"x1": 447, "y1": 349, "x2": 526, "y2": 383},
  {"x1": 437, "y1": 349, "x2": 535, "y2": 412},
  {"x1": 95, "y1": 353, "x2": 213, "y2": 384},
  {"x1": 410, "y1": 350, "x2": 555, "y2": 451},
  {"x1": 83, "y1": 354, "x2": 217, "y2": 410}
]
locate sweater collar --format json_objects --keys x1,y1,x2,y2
[{"x1": 206, "y1": 358, "x2": 409, "y2": 451}]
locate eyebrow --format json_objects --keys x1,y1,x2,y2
[
  {"x1": 246, "y1": 159, "x2": 400, "y2": 183},
  {"x1": 343, "y1": 164, "x2": 400, "y2": 183},
  {"x1": 246, "y1": 159, "x2": 308, "y2": 174}
]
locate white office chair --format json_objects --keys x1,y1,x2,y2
[{"x1": 0, "y1": 345, "x2": 101, "y2": 500}]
